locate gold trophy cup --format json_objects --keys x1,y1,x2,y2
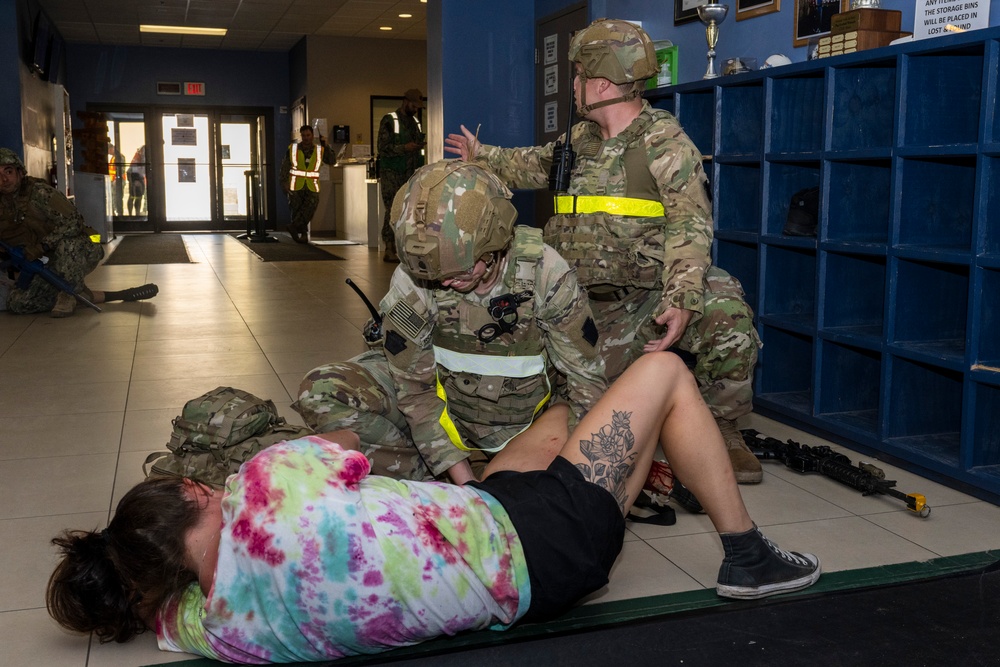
[{"x1": 697, "y1": 3, "x2": 730, "y2": 80}]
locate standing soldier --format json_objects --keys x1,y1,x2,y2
[
  {"x1": 0, "y1": 147, "x2": 158, "y2": 317},
  {"x1": 293, "y1": 161, "x2": 606, "y2": 483},
  {"x1": 376, "y1": 89, "x2": 426, "y2": 262},
  {"x1": 445, "y1": 19, "x2": 763, "y2": 483},
  {"x1": 279, "y1": 125, "x2": 334, "y2": 243}
]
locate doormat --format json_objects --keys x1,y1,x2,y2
[
  {"x1": 103, "y1": 234, "x2": 191, "y2": 265},
  {"x1": 229, "y1": 233, "x2": 344, "y2": 261}
]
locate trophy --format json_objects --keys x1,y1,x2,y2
[{"x1": 697, "y1": 3, "x2": 729, "y2": 80}]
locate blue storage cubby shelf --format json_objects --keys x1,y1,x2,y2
[
  {"x1": 901, "y1": 46, "x2": 984, "y2": 147},
  {"x1": 826, "y1": 159, "x2": 891, "y2": 245},
  {"x1": 649, "y1": 94, "x2": 675, "y2": 116},
  {"x1": 765, "y1": 161, "x2": 820, "y2": 236},
  {"x1": 718, "y1": 83, "x2": 763, "y2": 157},
  {"x1": 817, "y1": 339, "x2": 881, "y2": 437},
  {"x1": 821, "y1": 251, "x2": 885, "y2": 341},
  {"x1": 715, "y1": 239, "x2": 758, "y2": 307},
  {"x1": 829, "y1": 60, "x2": 897, "y2": 152},
  {"x1": 715, "y1": 163, "x2": 761, "y2": 232},
  {"x1": 891, "y1": 258, "x2": 968, "y2": 364},
  {"x1": 897, "y1": 156, "x2": 976, "y2": 252},
  {"x1": 768, "y1": 73, "x2": 825, "y2": 154},
  {"x1": 644, "y1": 27, "x2": 1000, "y2": 502},
  {"x1": 885, "y1": 355, "x2": 963, "y2": 467},
  {"x1": 757, "y1": 325, "x2": 813, "y2": 416},
  {"x1": 675, "y1": 89, "x2": 714, "y2": 155},
  {"x1": 761, "y1": 244, "x2": 816, "y2": 328}
]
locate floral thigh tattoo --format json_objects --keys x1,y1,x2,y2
[{"x1": 573, "y1": 410, "x2": 637, "y2": 512}]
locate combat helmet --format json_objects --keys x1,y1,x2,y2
[
  {"x1": 569, "y1": 18, "x2": 658, "y2": 115},
  {"x1": 0, "y1": 148, "x2": 26, "y2": 171},
  {"x1": 393, "y1": 160, "x2": 518, "y2": 283}
]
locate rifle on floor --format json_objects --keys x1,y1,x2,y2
[
  {"x1": 741, "y1": 429, "x2": 931, "y2": 517},
  {"x1": 0, "y1": 239, "x2": 101, "y2": 312}
]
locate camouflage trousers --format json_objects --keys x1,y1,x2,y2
[
  {"x1": 379, "y1": 170, "x2": 411, "y2": 247},
  {"x1": 292, "y1": 349, "x2": 435, "y2": 480},
  {"x1": 6, "y1": 237, "x2": 104, "y2": 314},
  {"x1": 287, "y1": 189, "x2": 319, "y2": 234},
  {"x1": 593, "y1": 271, "x2": 761, "y2": 421}
]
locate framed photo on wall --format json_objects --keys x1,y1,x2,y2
[
  {"x1": 794, "y1": 0, "x2": 849, "y2": 46},
  {"x1": 736, "y1": 0, "x2": 780, "y2": 21},
  {"x1": 675, "y1": 0, "x2": 711, "y2": 25}
]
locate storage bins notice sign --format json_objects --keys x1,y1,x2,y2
[{"x1": 914, "y1": 0, "x2": 990, "y2": 38}]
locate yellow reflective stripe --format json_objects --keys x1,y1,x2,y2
[
  {"x1": 553, "y1": 195, "x2": 665, "y2": 217},
  {"x1": 289, "y1": 168, "x2": 320, "y2": 178},
  {"x1": 432, "y1": 346, "x2": 545, "y2": 378},
  {"x1": 89, "y1": 234, "x2": 101, "y2": 243}
]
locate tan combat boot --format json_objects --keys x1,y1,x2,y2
[
  {"x1": 50, "y1": 291, "x2": 76, "y2": 318},
  {"x1": 716, "y1": 416, "x2": 763, "y2": 484}
]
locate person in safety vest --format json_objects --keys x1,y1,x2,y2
[
  {"x1": 376, "y1": 88, "x2": 426, "y2": 263},
  {"x1": 279, "y1": 125, "x2": 335, "y2": 243},
  {"x1": 293, "y1": 160, "x2": 607, "y2": 484},
  {"x1": 0, "y1": 147, "x2": 158, "y2": 317},
  {"x1": 445, "y1": 19, "x2": 764, "y2": 485}
]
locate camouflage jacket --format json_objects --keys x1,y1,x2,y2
[
  {"x1": 0, "y1": 177, "x2": 92, "y2": 261},
  {"x1": 379, "y1": 226, "x2": 606, "y2": 476},
  {"x1": 477, "y1": 101, "x2": 713, "y2": 320}
]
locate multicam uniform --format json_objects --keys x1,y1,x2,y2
[
  {"x1": 293, "y1": 226, "x2": 606, "y2": 480},
  {"x1": 0, "y1": 176, "x2": 104, "y2": 313},
  {"x1": 476, "y1": 100, "x2": 761, "y2": 420}
]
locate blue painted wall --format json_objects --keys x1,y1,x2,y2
[{"x1": 0, "y1": 0, "x2": 24, "y2": 153}]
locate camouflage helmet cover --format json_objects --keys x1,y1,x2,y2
[
  {"x1": 0, "y1": 148, "x2": 26, "y2": 171},
  {"x1": 393, "y1": 160, "x2": 518, "y2": 282},
  {"x1": 569, "y1": 18, "x2": 658, "y2": 84}
]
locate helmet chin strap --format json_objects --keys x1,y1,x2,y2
[{"x1": 576, "y1": 72, "x2": 643, "y2": 117}]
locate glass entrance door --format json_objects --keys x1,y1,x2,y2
[
  {"x1": 106, "y1": 113, "x2": 147, "y2": 225},
  {"x1": 219, "y1": 115, "x2": 266, "y2": 224},
  {"x1": 162, "y1": 112, "x2": 213, "y2": 223}
]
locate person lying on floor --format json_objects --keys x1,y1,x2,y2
[{"x1": 46, "y1": 352, "x2": 821, "y2": 664}]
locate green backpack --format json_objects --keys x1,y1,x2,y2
[{"x1": 143, "y1": 386, "x2": 314, "y2": 488}]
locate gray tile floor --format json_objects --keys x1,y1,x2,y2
[{"x1": 3, "y1": 233, "x2": 998, "y2": 666}]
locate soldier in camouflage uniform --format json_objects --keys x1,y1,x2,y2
[
  {"x1": 293, "y1": 161, "x2": 606, "y2": 483},
  {"x1": 445, "y1": 19, "x2": 763, "y2": 483},
  {"x1": 0, "y1": 147, "x2": 158, "y2": 317},
  {"x1": 377, "y1": 89, "x2": 426, "y2": 262}
]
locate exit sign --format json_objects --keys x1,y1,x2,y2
[{"x1": 185, "y1": 82, "x2": 205, "y2": 96}]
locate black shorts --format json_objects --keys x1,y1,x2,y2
[{"x1": 471, "y1": 456, "x2": 626, "y2": 623}]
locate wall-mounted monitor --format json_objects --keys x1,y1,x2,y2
[{"x1": 31, "y1": 10, "x2": 53, "y2": 79}]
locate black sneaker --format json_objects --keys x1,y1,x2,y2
[{"x1": 716, "y1": 524, "x2": 821, "y2": 600}]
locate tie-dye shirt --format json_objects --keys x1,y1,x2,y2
[{"x1": 155, "y1": 436, "x2": 530, "y2": 663}]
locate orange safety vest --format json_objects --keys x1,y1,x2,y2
[{"x1": 288, "y1": 143, "x2": 323, "y2": 192}]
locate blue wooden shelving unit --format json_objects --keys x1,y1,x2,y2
[{"x1": 646, "y1": 26, "x2": 1000, "y2": 502}]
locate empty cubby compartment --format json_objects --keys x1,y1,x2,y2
[
  {"x1": 892, "y1": 259, "x2": 968, "y2": 359},
  {"x1": 902, "y1": 47, "x2": 984, "y2": 147},
  {"x1": 897, "y1": 156, "x2": 976, "y2": 251},
  {"x1": 765, "y1": 161, "x2": 820, "y2": 236},
  {"x1": 822, "y1": 252, "x2": 886, "y2": 337},
  {"x1": 757, "y1": 325, "x2": 814, "y2": 413},
  {"x1": 675, "y1": 89, "x2": 714, "y2": 155},
  {"x1": 715, "y1": 239, "x2": 759, "y2": 307},
  {"x1": 972, "y1": 381, "x2": 1000, "y2": 467},
  {"x1": 650, "y1": 94, "x2": 675, "y2": 116},
  {"x1": 975, "y1": 268, "x2": 1000, "y2": 368},
  {"x1": 983, "y1": 155, "x2": 1000, "y2": 258},
  {"x1": 817, "y1": 340, "x2": 882, "y2": 436},
  {"x1": 761, "y1": 244, "x2": 817, "y2": 324},
  {"x1": 769, "y1": 74, "x2": 826, "y2": 153},
  {"x1": 886, "y1": 355, "x2": 962, "y2": 465},
  {"x1": 716, "y1": 163, "x2": 761, "y2": 232},
  {"x1": 718, "y1": 84, "x2": 764, "y2": 156},
  {"x1": 830, "y1": 62, "x2": 897, "y2": 151},
  {"x1": 826, "y1": 159, "x2": 891, "y2": 243}
]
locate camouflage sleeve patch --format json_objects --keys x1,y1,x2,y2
[
  {"x1": 384, "y1": 330, "x2": 408, "y2": 356},
  {"x1": 582, "y1": 316, "x2": 598, "y2": 347}
]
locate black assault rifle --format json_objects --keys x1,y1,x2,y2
[
  {"x1": 0, "y1": 239, "x2": 101, "y2": 312},
  {"x1": 742, "y1": 429, "x2": 931, "y2": 517}
]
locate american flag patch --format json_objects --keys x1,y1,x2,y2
[{"x1": 387, "y1": 301, "x2": 426, "y2": 339}]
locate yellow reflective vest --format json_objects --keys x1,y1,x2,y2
[{"x1": 288, "y1": 143, "x2": 324, "y2": 192}]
